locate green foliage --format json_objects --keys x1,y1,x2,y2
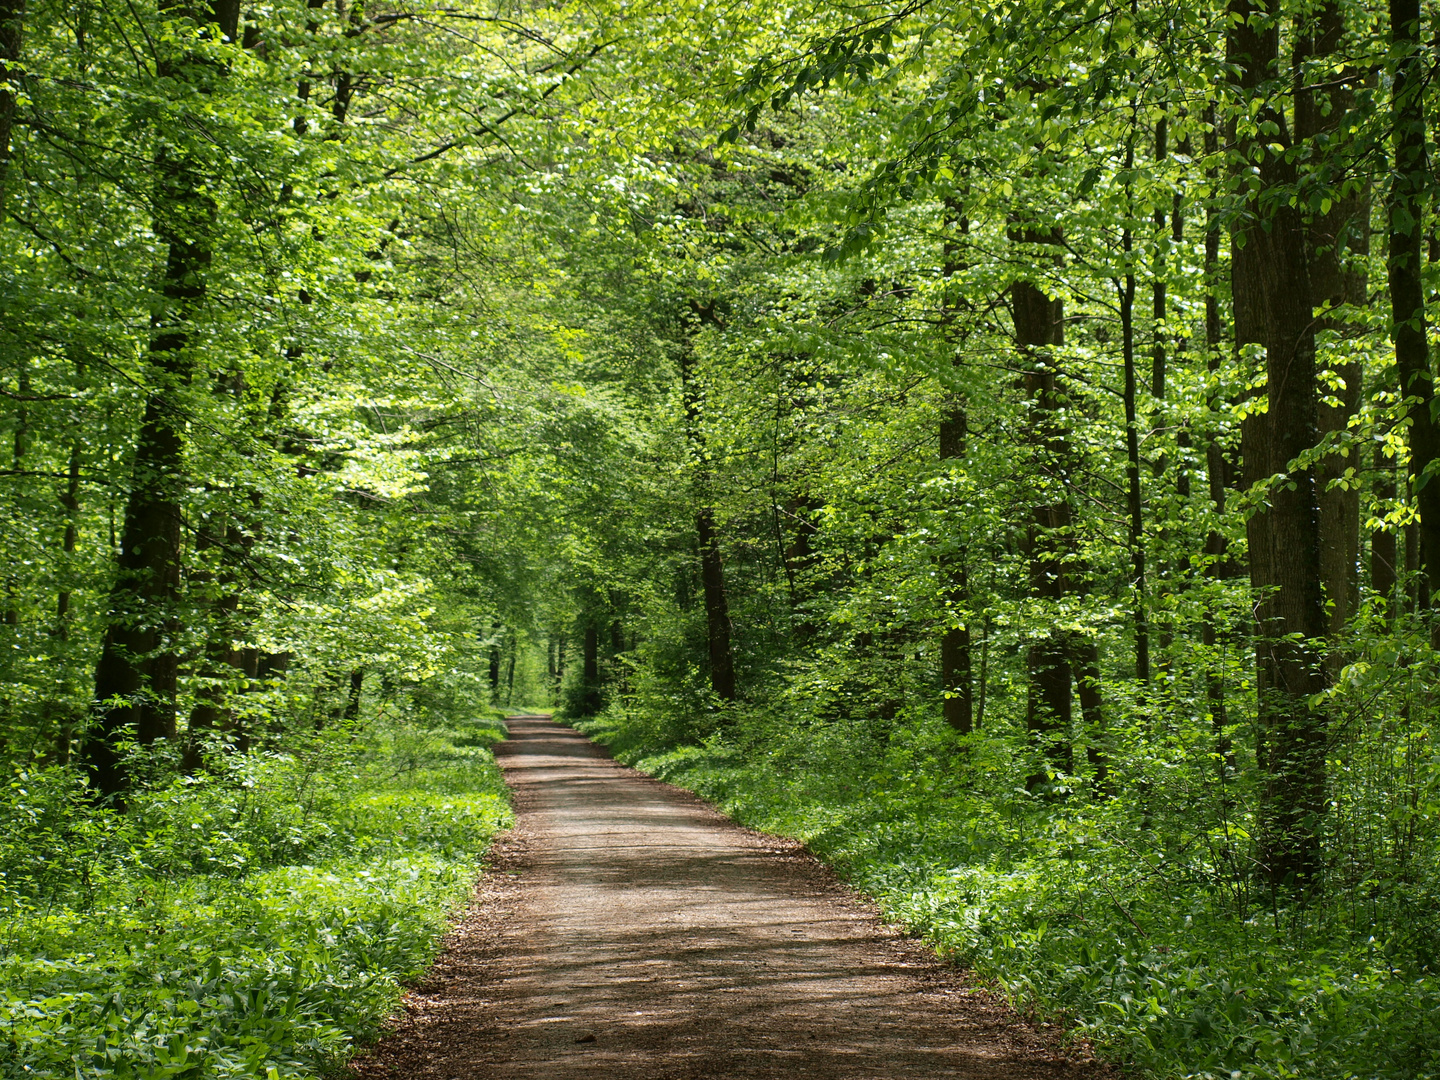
[
  {"x1": 0, "y1": 717, "x2": 511, "y2": 1079},
  {"x1": 578, "y1": 703, "x2": 1439, "y2": 1080}
]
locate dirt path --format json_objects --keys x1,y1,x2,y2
[{"x1": 351, "y1": 716, "x2": 1107, "y2": 1079}]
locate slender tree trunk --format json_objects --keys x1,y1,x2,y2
[
  {"x1": 488, "y1": 621, "x2": 502, "y2": 703},
  {"x1": 583, "y1": 620, "x2": 599, "y2": 686},
  {"x1": 939, "y1": 401, "x2": 973, "y2": 734},
  {"x1": 1202, "y1": 111, "x2": 1232, "y2": 752},
  {"x1": 1371, "y1": 459, "x2": 1399, "y2": 616},
  {"x1": 682, "y1": 300, "x2": 737, "y2": 703},
  {"x1": 696, "y1": 507, "x2": 737, "y2": 701},
  {"x1": 4, "y1": 357, "x2": 27, "y2": 627},
  {"x1": 184, "y1": 511, "x2": 239, "y2": 770},
  {"x1": 782, "y1": 495, "x2": 822, "y2": 643},
  {"x1": 1121, "y1": 169, "x2": 1150, "y2": 685},
  {"x1": 1151, "y1": 117, "x2": 1168, "y2": 406},
  {"x1": 609, "y1": 618, "x2": 625, "y2": 695},
  {"x1": 49, "y1": 441, "x2": 81, "y2": 762},
  {"x1": 939, "y1": 204, "x2": 972, "y2": 733}
]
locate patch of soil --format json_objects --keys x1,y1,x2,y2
[{"x1": 349, "y1": 716, "x2": 1115, "y2": 1079}]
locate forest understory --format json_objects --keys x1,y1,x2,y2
[{"x1": 2, "y1": 0, "x2": 1440, "y2": 1076}]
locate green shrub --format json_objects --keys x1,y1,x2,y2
[
  {"x1": 0, "y1": 717, "x2": 512, "y2": 1080},
  {"x1": 574, "y1": 704, "x2": 1440, "y2": 1080}
]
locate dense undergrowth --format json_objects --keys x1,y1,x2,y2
[
  {"x1": 572, "y1": 706, "x2": 1440, "y2": 1080},
  {"x1": 0, "y1": 716, "x2": 512, "y2": 1080}
]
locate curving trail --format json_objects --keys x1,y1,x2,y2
[{"x1": 350, "y1": 715, "x2": 1107, "y2": 1079}]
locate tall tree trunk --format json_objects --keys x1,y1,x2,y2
[
  {"x1": 86, "y1": 0, "x2": 240, "y2": 801},
  {"x1": 1014, "y1": 235, "x2": 1077, "y2": 789},
  {"x1": 695, "y1": 507, "x2": 737, "y2": 701},
  {"x1": 583, "y1": 620, "x2": 599, "y2": 684},
  {"x1": 1121, "y1": 152, "x2": 1150, "y2": 685},
  {"x1": 47, "y1": 441, "x2": 82, "y2": 762},
  {"x1": 1387, "y1": 0, "x2": 1440, "y2": 621},
  {"x1": 88, "y1": 182, "x2": 209, "y2": 796},
  {"x1": 682, "y1": 300, "x2": 737, "y2": 703},
  {"x1": 4, "y1": 357, "x2": 27, "y2": 627},
  {"x1": 609, "y1": 618, "x2": 625, "y2": 696},
  {"x1": 939, "y1": 204, "x2": 972, "y2": 733},
  {"x1": 1229, "y1": 0, "x2": 1330, "y2": 890},
  {"x1": 1298, "y1": 1, "x2": 1365, "y2": 642},
  {"x1": 344, "y1": 668, "x2": 363, "y2": 721},
  {"x1": 488, "y1": 621, "x2": 502, "y2": 703},
  {"x1": 939, "y1": 406, "x2": 972, "y2": 733},
  {"x1": 1202, "y1": 109, "x2": 1232, "y2": 754},
  {"x1": 1371, "y1": 459, "x2": 1399, "y2": 616}
]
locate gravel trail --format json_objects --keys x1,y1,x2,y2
[{"x1": 350, "y1": 715, "x2": 1106, "y2": 1079}]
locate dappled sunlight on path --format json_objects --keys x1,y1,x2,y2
[{"x1": 350, "y1": 716, "x2": 1107, "y2": 1079}]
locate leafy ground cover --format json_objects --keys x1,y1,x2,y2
[
  {"x1": 573, "y1": 707, "x2": 1440, "y2": 1080},
  {"x1": 0, "y1": 717, "x2": 512, "y2": 1080}
]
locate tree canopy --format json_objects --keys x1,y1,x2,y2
[{"x1": 2, "y1": 0, "x2": 1440, "y2": 1076}]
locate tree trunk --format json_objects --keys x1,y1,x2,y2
[
  {"x1": 1121, "y1": 198, "x2": 1150, "y2": 685},
  {"x1": 86, "y1": 0, "x2": 240, "y2": 801},
  {"x1": 1387, "y1": 0, "x2": 1440, "y2": 621},
  {"x1": 682, "y1": 300, "x2": 737, "y2": 703},
  {"x1": 344, "y1": 668, "x2": 363, "y2": 721},
  {"x1": 1372, "y1": 455, "x2": 1398, "y2": 617},
  {"x1": 1013, "y1": 241, "x2": 1077, "y2": 789},
  {"x1": 1229, "y1": 0, "x2": 1330, "y2": 890},
  {"x1": 1202, "y1": 111, "x2": 1232, "y2": 753},
  {"x1": 696, "y1": 507, "x2": 737, "y2": 702},
  {"x1": 505, "y1": 640, "x2": 516, "y2": 707},
  {"x1": 583, "y1": 621, "x2": 599, "y2": 683},
  {"x1": 183, "y1": 512, "x2": 241, "y2": 770},
  {"x1": 1298, "y1": 1, "x2": 1365, "y2": 642},
  {"x1": 488, "y1": 621, "x2": 502, "y2": 703},
  {"x1": 939, "y1": 208, "x2": 972, "y2": 733}
]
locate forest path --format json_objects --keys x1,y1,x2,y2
[{"x1": 350, "y1": 716, "x2": 1103, "y2": 1080}]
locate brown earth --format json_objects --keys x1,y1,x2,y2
[{"x1": 349, "y1": 715, "x2": 1112, "y2": 1079}]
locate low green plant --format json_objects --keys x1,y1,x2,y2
[
  {"x1": 572, "y1": 704, "x2": 1440, "y2": 1080},
  {"x1": 0, "y1": 716, "x2": 511, "y2": 1080}
]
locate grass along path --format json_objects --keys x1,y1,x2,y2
[{"x1": 0, "y1": 716, "x2": 511, "y2": 1080}]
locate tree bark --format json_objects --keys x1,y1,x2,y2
[
  {"x1": 1229, "y1": 0, "x2": 1330, "y2": 890},
  {"x1": 1121, "y1": 187, "x2": 1150, "y2": 684},
  {"x1": 86, "y1": 0, "x2": 241, "y2": 801},
  {"x1": 1202, "y1": 110, "x2": 1232, "y2": 753},
  {"x1": 939, "y1": 401, "x2": 972, "y2": 735},
  {"x1": 1298, "y1": 1, "x2": 1365, "y2": 641},
  {"x1": 489, "y1": 621, "x2": 502, "y2": 702},
  {"x1": 939, "y1": 205, "x2": 972, "y2": 733},
  {"x1": 344, "y1": 668, "x2": 363, "y2": 721},
  {"x1": 682, "y1": 300, "x2": 737, "y2": 703},
  {"x1": 1387, "y1": 0, "x2": 1440, "y2": 619},
  {"x1": 1371, "y1": 457, "x2": 1398, "y2": 615},
  {"x1": 1013, "y1": 238, "x2": 1078, "y2": 789}
]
